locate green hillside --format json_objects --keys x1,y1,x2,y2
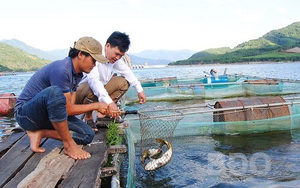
[
  {"x1": 170, "y1": 22, "x2": 300, "y2": 65},
  {"x1": 189, "y1": 47, "x2": 233, "y2": 60},
  {"x1": 1, "y1": 21, "x2": 300, "y2": 70},
  {"x1": 0, "y1": 43, "x2": 50, "y2": 72}
]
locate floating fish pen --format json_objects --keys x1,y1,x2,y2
[
  {"x1": 0, "y1": 93, "x2": 17, "y2": 116},
  {"x1": 122, "y1": 75, "x2": 300, "y2": 104},
  {"x1": 122, "y1": 95, "x2": 300, "y2": 187}
]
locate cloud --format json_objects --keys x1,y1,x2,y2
[
  {"x1": 276, "y1": 6, "x2": 287, "y2": 15},
  {"x1": 123, "y1": 0, "x2": 139, "y2": 5}
]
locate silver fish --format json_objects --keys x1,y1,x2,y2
[
  {"x1": 141, "y1": 138, "x2": 173, "y2": 171},
  {"x1": 141, "y1": 148, "x2": 162, "y2": 165}
]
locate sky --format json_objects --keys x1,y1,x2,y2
[{"x1": 0, "y1": 0, "x2": 300, "y2": 53}]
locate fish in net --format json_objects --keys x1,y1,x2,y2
[{"x1": 139, "y1": 109, "x2": 183, "y2": 171}]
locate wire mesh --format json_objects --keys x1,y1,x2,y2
[
  {"x1": 122, "y1": 78, "x2": 300, "y2": 104},
  {"x1": 125, "y1": 98, "x2": 300, "y2": 185},
  {"x1": 138, "y1": 109, "x2": 183, "y2": 170}
]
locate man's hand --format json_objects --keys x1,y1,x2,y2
[
  {"x1": 96, "y1": 102, "x2": 108, "y2": 115},
  {"x1": 138, "y1": 91, "x2": 146, "y2": 104},
  {"x1": 107, "y1": 102, "x2": 121, "y2": 118}
]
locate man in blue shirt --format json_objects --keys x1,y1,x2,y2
[{"x1": 15, "y1": 37, "x2": 111, "y2": 160}]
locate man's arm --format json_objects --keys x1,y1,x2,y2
[
  {"x1": 87, "y1": 63, "x2": 114, "y2": 104},
  {"x1": 64, "y1": 92, "x2": 108, "y2": 116},
  {"x1": 138, "y1": 91, "x2": 146, "y2": 104},
  {"x1": 115, "y1": 60, "x2": 146, "y2": 103}
]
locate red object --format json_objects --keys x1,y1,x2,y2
[{"x1": 0, "y1": 93, "x2": 17, "y2": 116}]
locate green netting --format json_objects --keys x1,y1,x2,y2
[
  {"x1": 139, "y1": 109, "x2": 184, "y2": 141},
  {"x1": 123, "y1": 78, "x2": 300, "y2": 104},
  {"x1": 123, "y1": 76, "x2": 300, "y2": 186},
  {"x1": 125, "y1": 127, "x2": 136, "y2": 188},
  {"x1": 127, "y1": 105, "x2": 300, "y2": 138}
]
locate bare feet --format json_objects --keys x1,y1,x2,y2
[
  {"x1": 63, "y1": 140, "x2": 91, "y2": 160},
  {"x1": 26, "y1": 130, "x2": 46, "y2": 153}
]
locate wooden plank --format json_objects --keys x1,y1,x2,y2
[
  {"x1": 17, "y1": 147, "x2": 75, "y2": 188},
  {"x1": 59, "y1": 131, "x2": 107, "y2": 188},
  {"x1": 107, "y1": 145, "x2": 127, "y2": 154},
  {"x1": 3, "y1": 139, "x2": 63, "y2": 188},
  {"x1": 100, "y1": 166, "x2": 117, "y2": 178},
  {"x1": 0, "y1": 135, "x2": 34, "y2": 187},
  {"x1": 0, "y1": 132, "x2": 26, "y2": 157}
]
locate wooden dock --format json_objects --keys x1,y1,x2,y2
[{"x1": 0, "y1": 125, "x2": 127, "y2": 188}]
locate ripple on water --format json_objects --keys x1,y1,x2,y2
[{"x1": 0, "y1": 116, "x2": 19, "y2": 142}]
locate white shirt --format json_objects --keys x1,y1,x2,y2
[{"x1": 80, "y1": 59, "x2": 143, "y2": 104}]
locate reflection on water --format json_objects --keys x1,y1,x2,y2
[
  {"x1": 0, "y1": 72, "x2": 30, "y2": 141},
  {"x1": 0, "y1": 115, "x2": 19, "y2": 142},
  {"x1": 0, "y1": 72, "x2": 33, "y2": 95},
  {"x1": 2, "y1": 63, "x2": 300, "y2": 187},
  {"x1": 213, "y1": 131, "x2": 292, "y2": 154}
]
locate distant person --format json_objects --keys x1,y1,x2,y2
[
  {"x1": 210, "y1": 69, "x2": 218, "y2": 77},
  {"x1": 76, "y1": 31, "x2": 146, "y2": 132},
  {"x1": 14, "y1": 37, "x2": 109, "y2": 160}
]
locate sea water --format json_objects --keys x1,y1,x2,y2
[
  {"x1": 1, "y1": 62, "x2": 300, "y2": 187},
  {"x1": 0, "y1": 72, "x2": 34, "y2": 141}
]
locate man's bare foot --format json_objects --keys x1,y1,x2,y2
[
  {"x1": 26, "y1": 130, "x2": 46, "y2": 153},
  {"x1": 63, "y1": 140, "x2": 91, "y2": 160}
]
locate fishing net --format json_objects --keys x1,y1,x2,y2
[
  {"x1": 124, "y1": 96, "x2": 300, "y2": 186},
  {"x1": 122, "y1": 77, "x2": 300, "y2": 104},
  {"x1": 138, "y1": 108, "x2": 183, "y2": 170}
]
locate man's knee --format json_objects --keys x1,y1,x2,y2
[
  {"x1": 76, "y1": 82, "x2": 97, "y2": 104},
  {"x1": 46, "y1": 86, "x2": 67, "y2": 121},
  {"x1": 117, "y1": 76, "x2": 129, "y2": 91},
  {"x1": 47, "y1": 86, "x2": 66, "y2": 107}
]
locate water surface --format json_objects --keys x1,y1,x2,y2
[{"x1": 2, "y1": 62, "x2": 300, "y2": 187}]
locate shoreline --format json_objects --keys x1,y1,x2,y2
[
  {"x1": 138, "y1": 61, "x2": 300, "y2": 69},
  {"x1": 1, "y1": 61, "x2": 299, "y2": 72},
  {"x1": 167, "y1": 61, "x2": 300, "y2": 67}
]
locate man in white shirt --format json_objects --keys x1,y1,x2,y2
[{"x1": 76, "y1": 31, "x2": 146, "y2": 132}]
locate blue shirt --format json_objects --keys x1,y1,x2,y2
[{"x1": 15, "y1": 57, "x2": 83, "y2": 111}]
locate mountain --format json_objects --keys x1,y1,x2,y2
[
  {"x1": 131, "y1": 49, "x2": 195, "y2": 62},
  {"x1": 1, "y1": 39, "x2": 58, "y2": 61},
  {"x1": 2, "y1": 21, "x2": 300, "y2": 70},
  {"x1": 0, "y1": 42, "x2": 50, "y2": 72},
  {"x1": 44, "y1": 49, "x2": 195, "y2": 65},
  {"x1": 46, "y1": 49, "x2": 69, "y2": 60},
  {"x1": 1, "y1": 38, "x2": 193, "y2": 65},
  {"x1": 171, "y1": 21, "x2": 300, "y2": 65},
  {"x1": 189, "y1": 47, "x2": 232, "y2": 59},
  {"x1": 129, "y1": 54, "x2": 171, "y2": 65}
]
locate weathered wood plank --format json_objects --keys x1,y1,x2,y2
[
  {"x1": 0, "y1": 135, "x2": 34, "y2": 187},
  {"x1": 17, "y1": 147, "x2": 75, "y2": 188},
  {"x1": 0, "y1": 132, "x2": 26, "y2": 157},
  {"x1": 3, "y1": 139, "x2": 63, "y2": 188},
  {"x1": 100, "y1": 166, "x2": 117, "y2": 178},
  {"x1": 107, "y1": 145, "x2": 127, "y2": 154},
  {"x1": 59, "y1": 131, "x2": 107, "y2": 188}
]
